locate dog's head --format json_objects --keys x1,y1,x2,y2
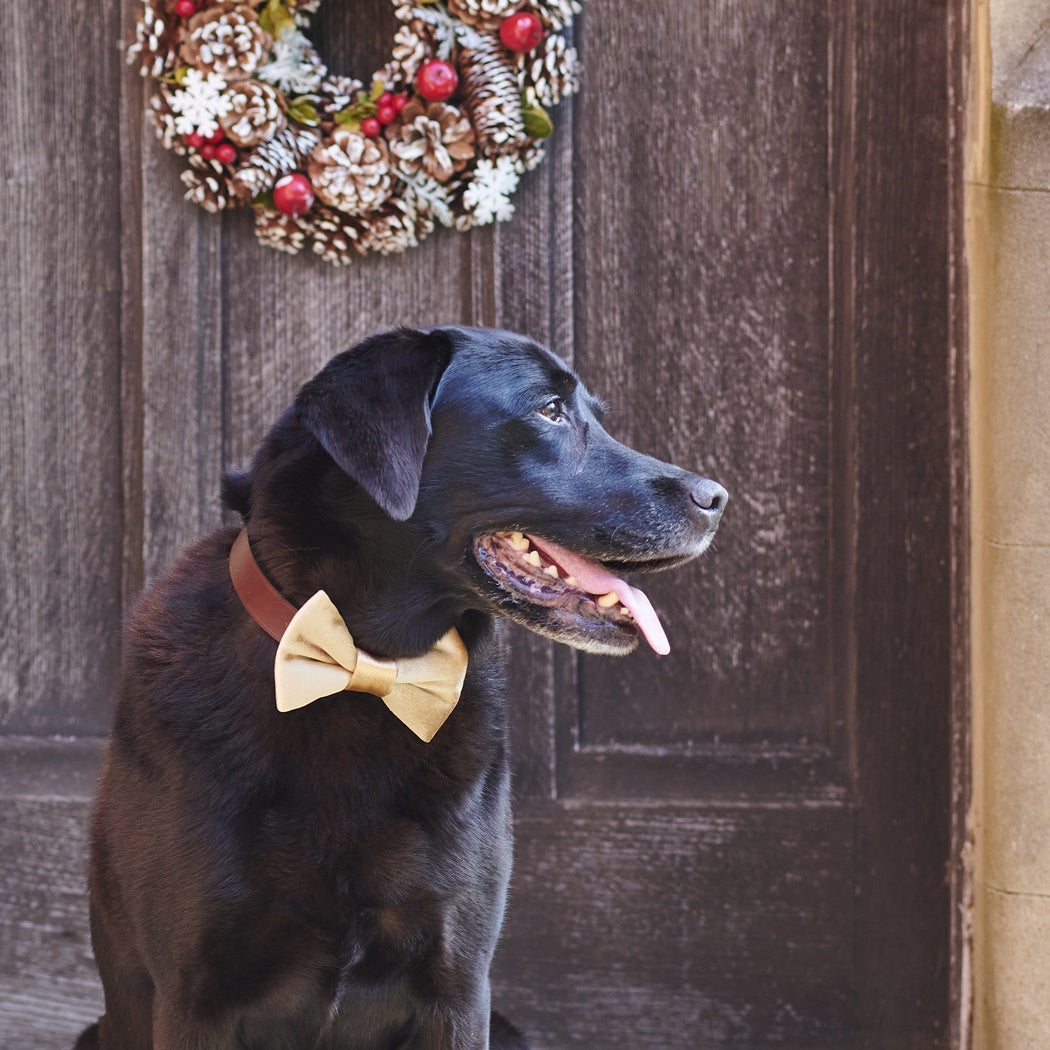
[{"x1": 243, "y1": 326, "x2": 726, "y2": 657}]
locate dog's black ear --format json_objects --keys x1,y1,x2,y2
[
  {"x1": 221, "y1": 470, "x2": 252, "y2": 519},
  {"x1": 295, "y1": 327, "x2": 454, "y2": 521}
]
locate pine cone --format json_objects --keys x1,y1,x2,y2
[
  {"x1": 231, "y1": 126, "x2": 321, "y2": 199},
  {"x1": 291, "y1": 0, "x2": 322, "y2": 22},
  {"x1": 181, "y1": 154, "x2": 236, "y2": 213},
  {"x1": 253, "y1": 206, "x2": 308, "y2": 255},
  {"x1": 306, "y1": 205, "x2": 362, "y2": 265},
  {"x1": 388, "y1": 100, "x2": 476, "y2": 183},
  {"x1": 307, "y1": 129, "x2": 394, "y2": 216},
  {"x1": 388, "y1": 19, "x2": 435, "y2": 86},
  {"x1": 148, "y1": 86, "x2": 186, "y2": 153},
  {"x1": 526, "y1": 0, "x2": 582, "y2": 32},
  {"x1": 220, "y1": 81, "x2": 286, "y2": 147},
  {"x1": 356, "y1": 197, "x2": 432, "y2": 256},
  {"x1": 130, "y1": 1, "x2": 178, "y2": 78},
  {"x1": 180, "y1": 5, "x2": 272, "y2": 82},
  {"x1": 459, "y1": 36, "x2": 528, "y2": 156},
  {"x1": 516, "y1": 32, "x2": 580, "y2": 107},
  {"x1": 447, "y1": 0, "x2": 517, "y2": 31}
]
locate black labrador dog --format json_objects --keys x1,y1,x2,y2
[{"x1": 76, "y1": 326, "x2": 726, "y2": 1050}]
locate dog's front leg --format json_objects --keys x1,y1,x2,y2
[
  {"x1": 151, "y1": 1001, "x2": 240, "y2": 1050},
  {"x1": 411, "y1": 983, "x2": 493, "y2": 1050}
]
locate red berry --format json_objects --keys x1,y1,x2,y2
[
  {"x1": 416, "y1": 60, "x2": 458, "y2": 102},
  {"x1": 392, "y1": 93, "x2": 409, "y2": 114},
  {"x1": 185, "y1": 131, "x2": 205, "y2": 149},
  {"x1": 273, "y1": 173, "x2": 315, "y2": 217},
  {"x1": 215, "y1": 142, "x2": 237, "y2": 165},
  {"x1": 361, "y1": 116, "x2": 382, "y2": 137},
  {"x1": 199, "y1": 143, "x2": 217, "y2": 161},
  {"x1": 499, "y1": 11, "x2": 545, "y2": 53},
  {"x1": 376, "y1": 104, "x2": 396, "y2": 125},
  {"x1": 377, "y1": 92, "x2": 394, "y2": 108},
  {"x1": 207, "y1": 127, "x2": 226, "y2": 145},
  {"x1": 174, "y1": 0, "x2": 196, "y2": 17}
]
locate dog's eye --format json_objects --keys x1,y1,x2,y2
[{"x1": 539, "y1": 397, "x2": 567, "y2": 423}]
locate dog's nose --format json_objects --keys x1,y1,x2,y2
[{"x1": 690, "y1": 477, "x2": 728, "y2": 526}]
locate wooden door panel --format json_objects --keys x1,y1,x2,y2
[
  {"x1": 574, "y1": 0, "x2": 835, "y2": 754},
  {"x1": 492, "y1": 804, "x2": 856, "y2": 1050}
]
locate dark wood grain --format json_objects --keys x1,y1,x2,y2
[
  {"x1": 0, "y1": 3, "x2": 127, "y2": 734},
  {"x1": 843, "y1": 1, "x2": 955, "y2": 1038},
  {"x1": 0, "y1": 740, "x2": 104, "y2": 1048}
]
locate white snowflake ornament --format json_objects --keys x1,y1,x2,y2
[
  {"x1": 462, "y1": 156, "x2": 520, "y2": 225},
  {"x1": 169, "y1": 69, "x2": 233, "y2": 138}
]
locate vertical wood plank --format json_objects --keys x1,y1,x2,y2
[
  {"x1": 0, "y1": 2, "x2": 127, "y2": 733},
  {"x1": 845, "y1": 1, "x2": 954, "y2": 1038},
  {"x1": 137, "y1": 136, "x2": 226, "y2": 583}
]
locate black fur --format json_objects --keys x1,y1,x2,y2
[{"x1": 78, "y1": 327, "x2": 725, "y2": 1049}]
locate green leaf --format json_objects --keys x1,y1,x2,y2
[
  {"x1": 521, "y1": 95, "x2": 554, "y2": 139},
  {"x1": 369, "y1": 78, "x2": 386, "y2": 102},
  {"x1": 335, "y1": 86, "x2": 379, "y2": 128},
  {"x1": 259, "y1": 0, "x2": 295, "y2": 38},
  {"x1": 251, "y1": 190, "x2": 276, "y2": 209},
  {"x1": 334, "y1": 110, "x2": 363, "y2": 132},
  {"x1": 287, "y1": 96, "x2": 320, "y2": 127}
]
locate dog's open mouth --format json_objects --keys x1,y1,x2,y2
[{"x1": 473, "y1": 531, "x2": 670, "y2": 655}]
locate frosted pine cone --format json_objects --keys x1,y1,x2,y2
[
  {"x1": 254, "y1": 207, "x2": 308, "y2": 255},
  {"x1": 447, "y1": 0, "x2": 518, "y2": 30},
  {"x1": 181, "y1": 154, "x2": 235, "y2": 213},
  {"x1": 306, "y1": 206, "x2": 362, "y2": 265},
  {"x1": 308, "y1": 130, "x2": 394, "y2": 216},
  {"x1": 180, "y1": 5, "x2": 272, "y2": 82},
  {"x1": 130, "y1": 1, "x2": 178, "y2": 78},
  {"x1": 459, "y1": 36, "x2": 527, "y2": 156},
  {"x1": 389, "y1": 101, "x2": 476, "y2": 183},
  {"x1": 356, "y1": 198, "x2": 430, "y2": 256},
  {"x1": 290, "y1": 0, "x2": 322, "y2": 24},
  {"x1": 148, "y1": 87, "x2": 186, "y2": 153},
  {"x1": 231, "y1": 126, "x2": 321, "y2": 199},
  {"x1": 220, "y1": 81, "x2": 286, "y2": 147},
  {"x1": 516, "y1": 33, "x2": 580, "y2": 107},
  {"x1": 527, "y1": 0, "x2": 582, "y2": 32},
  {"x1": 388, "y1": 20, "x2": 434, "y2": 85}
]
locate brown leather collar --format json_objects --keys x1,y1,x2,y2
[{"x1": 230, "y1": 529, "x2": 298, "y2": 643}]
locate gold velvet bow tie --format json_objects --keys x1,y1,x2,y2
[{"x1": 230, "y1": 530, "x2": 467, "y2": 742}]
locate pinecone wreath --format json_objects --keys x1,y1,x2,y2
[{"x1": 130, "y1": 0, "x2": 584, "y2": 266}]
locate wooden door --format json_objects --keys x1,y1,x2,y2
[
  {"x1": 488, "y1": 4, "x2": 966, "y2": 1048},
  {"x1": 0, "y1": 2, "x2": 966, "y2": 1048}
]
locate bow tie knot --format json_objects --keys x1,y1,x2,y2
[{"x1": 274, "y1": 590, "x2": 467, "y2": 742}]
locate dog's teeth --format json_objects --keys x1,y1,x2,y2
[
  {"x1": 596, "y1": 591, "x2": 620, "y2": 608},
  {"x1": 525, "y1": 550, "x2": 542, "y2": 567},
  {"x1": 544, "y1": 564, "x2": 559, "y2": 578},
  {"x1": 564, "y1": 575, "x2": 578, "y2": 587},
  {"x1": 508, "y1": 532, "x2": 529, "y2": 551}
]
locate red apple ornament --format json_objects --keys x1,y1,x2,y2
[
  {"x1": 500, "y1": 11, "x2": 545, "y2": 53},
  {"x1": 416, "y1": 60, "x2": 459, "y2": 102},
  {"x1": 273, "y1": 174, "x2": 315, "y2": 217}
]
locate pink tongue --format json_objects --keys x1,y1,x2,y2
[{"x1": 526, "y1": 535, "x2": 670, "y2": 655}]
